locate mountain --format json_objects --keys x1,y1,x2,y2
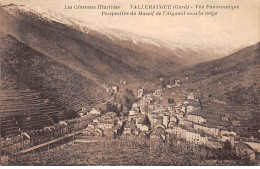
[
  {"x1": 0, "y1": 5, "x2": 235, "y2": 84},
  {"x1": 31, "y1": 5, "x2": 233, "y2": 65},
  {"x1": 2, "y1": 4, "x2": 253, "y2": 132},
  {"x1": 1, "y1": 34, "x2": 109, "y2": 110},
  {"x1": 1, "y1": 5, "x2": 146, "y2": 85},
  {"x1": 175, "y1": 42, "x2": 260, "y2": 138}
]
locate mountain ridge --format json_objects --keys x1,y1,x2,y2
[{"x1": 1, "y1": 4, "x2": 237, "y2": 67}]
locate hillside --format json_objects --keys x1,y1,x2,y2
[
  {"x1": 175, "y1": 42, "x2": 260, "y2": 138},
  {"x1": 1, "y1": 34, "x2": 108, "y2": 111},
  {"x1": 0, "y1": 5, "x2": 168, "y2": 85},
  {"x1": 182, "y1": 42, "x2": 260, "y2": 103},
  {"x1": 1, "y1": 3, "x2": 258, "y2": 138},
  {"x1": 0, "y1": 4, "x2": 235, "y2": 85}
]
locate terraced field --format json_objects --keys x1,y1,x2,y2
[{"x1": 0, "y1": 90, "x2": 63, "y2": 137}]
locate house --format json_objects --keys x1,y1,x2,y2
[
  {"x1": 181, "y1": 126, "x2": 210, "y2": 145},
  {"x1": 153, "y1": 105, "x2": 167, "y2": 113},
  {"x1": 81, "y1": 106, "x2": 88, "y2": 113},
  {"x1": 193, "y1": 123, "x2": 219, "y2": 136},
  {"x1": 136, "y1": 124, "x2": 149, "y2": 132},
  {"x1": 129, "y1": 109, "x2": 140, "y2": 116},
  {"x1": 139, "y1": 104, "x2": 148, "y2": 115},
  {"x1": 150, "y1": 133, "x2": 161, "y2": 140},
  {"x1": 123, "y1": 122, "x2": 136, "y2": 135},
  {"x1": 137, "y1": 89, "x2": 144, "y2": 98},
  {"x1": 171, "y1": 126, "x2": 186, "y2": 140},
  {"x1": 169, "y1": 116, "x2": 177, "y2": 123},
  {"x1": 220, "y1": 130, "x2": 237, "y2": 137},
  {"x1": 106, "y1": 88, "x2": 111, "y2": 92},
  {"x1": 149, "y1": 116, "x2": 163, "y2": 127},
  {"x1": 199, "y1": 132, "x2": 211, "y2": 145},
  {"x1": 140, "y1": 95, "x2": 153, "y2": 105},
  {"x1": 97, "y1": 112, "x2": 117, "y2": 129},
  {"x1": 186, "y1": 129, "x2": 201, "y2": 144},
  {"x1": 182, "y1": 105, "x2": 194, "y2": 113},
  {"x1": 167, "y1": 84, "x2": 174, "y2": 89},
  {"x1": 123, "y1": 125, "x2": 132, "y2": 135},
  {"x1": 178, "y1": 117, "x2": 185, "y2": 125},
  {"x1": 183, "y1": 101, "x2": 189, "y2": 105},
  {"x1": 163, "y1": 115, "x2": 169, "y2": 128},
  {"x1": 168, "y1": 121, "x2": 177, "y2": 128},
  {"x1": 153, "y1": 89, "x2": 162, "y2": 97},
  {"x1": 120, "y1": 80, "x2": 127, "y2": 85},
  {"x1": 183, "y1": 119, "x2": 193, "y2": 127},
  {"x1": 174, "y1": 80, "x2": 180, "y2": 87},
  {"x1": 170, "y1": 125, "x2": 212, "y2": 146},
  {"x1": 97, "y1": 119, "x2": 116, "y2": 129},
  {"x1": 112, "y1": 86, "x2": 119, "y2": 92},
  {"x1": 187, "y1": 114, "x2": 207, "y2": 124},
  {"x1": 186, "y1": 105, "x2": 194, "y2": 113},
  {"x1": 187, "y1": 93, "x2": 195, "y2": 100},
  {"x1": 93, "y1": 119, "x2": 99, "y2": 123},
  {"x1": 117, "y1": 119, "x2": 124, "y2": 126},
  {"x1": 208, "y1": 127, "x2": 219, "y2": 136},
  {"x1": 244, "y1": 142, "x2": 260, "y2": 153},
  {"x1": 231, "y1": 120, "x2": 240, "y2": 126},
  {"x1": 222, "y1": 115, "x2": 230, "y2": 121},
  {"x1": 89, "y1": 108, "x2": 101, "y2": 115},
  {"x1": 132, "y1": 102, "x2": 139, "y2": 108}
]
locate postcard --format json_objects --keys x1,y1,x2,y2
[{"x1": 0, "y1": 0, "x2": 259, "y2": 166}]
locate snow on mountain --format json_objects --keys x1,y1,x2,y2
[{"x1": 3, "y1": 4, "x2": 236, "y2": 63}]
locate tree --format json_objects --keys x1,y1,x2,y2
[
  {"x1": 106, "y1": 102, "x2": 117, "y2": 112},
  {"x1": 121, "y1": 89, "x2": 136, "y2": 110},
  {"x1": 51, "y1": 115, "x2": 59, "y2": 123},
  {"x1": 143, "y1": 115, "x2": 151, "y2": 126},
  {"x1": 64, "y1": 109, "x2": 79, "y2": 120},
  {"x1": 106, "y1": 102, "x2": 121, "y2": 116},
  {"x1": 222, "y1": 140, "x2": 232, "y2": 159},
  {"x1": 168, "y1": 98, "x2": 174, "y2": 104},
  {"x1": 161, "y1": 80, "x2": 167, "y2": 88},
  {"x1": 223, "y1": 140, "x2": 231, "y2": 151},
  {"x1": 143, "y1": 104, "x2": 149, "y2": 113}
]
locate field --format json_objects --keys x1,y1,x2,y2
[{"x1": 3, "y1": 137, "x2": 252, "y2": 166}]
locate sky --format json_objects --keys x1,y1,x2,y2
[{"x1": 1, "y1": 0, "x2": 260, "y2": 49}]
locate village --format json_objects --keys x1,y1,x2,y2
[
  {"x1": 77, "y1": 78, "x2": 260, "y2": 162},
  {"x1": 1, "y1": 78, "x2": 259, "y2": 164}
]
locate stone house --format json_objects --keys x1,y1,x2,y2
[
  {"x1": 137, "y1": 89, "x2": 144, "y2": 98},
  {"x1": 89, "y1": 108, "x2": 101, "y2": 115},
  {"x1": 187, "y1": 114, "x2": 207, "y2": 124},
  {"x1": 112, "y1": 86, "x2": 119, "y2": 92},
  {"x1": 193, "y1": 123, "x2": 219, "y2": 136}
]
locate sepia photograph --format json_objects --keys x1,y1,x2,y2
[{"x1": 0, "y1": 0, "x2": 259, "y2": 166}]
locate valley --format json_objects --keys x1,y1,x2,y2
[{"x1": 0, "y1": 3, "x2": 259, "y2": 166}]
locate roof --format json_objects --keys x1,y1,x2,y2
[
  {"x1": 98, "y1": 119, "x2": 115, "y2": 124},
  {"x1": 187, "y1": 109, "x2": 205, "y2": 116},
  {"x1": 244, "y1": 142, "x2": 260, "y2": 152},
  {"x1": 178, "y1": 125, "x2": 212, "y2": 137},
  {"x1": 236, "y1": 142, "x2": 256, "y2": 153}
]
